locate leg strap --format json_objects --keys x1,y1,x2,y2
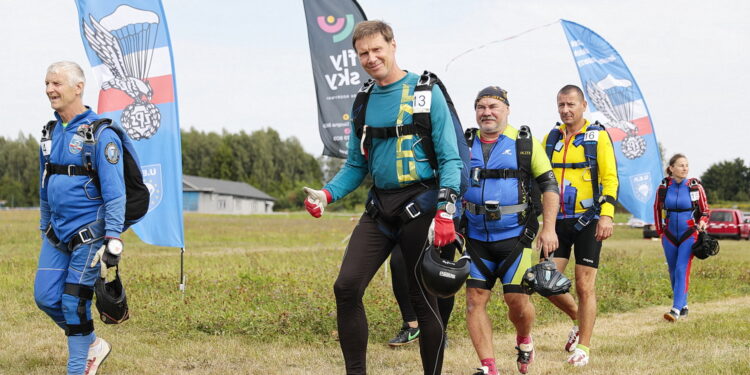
[
  {"x1": 65, "y1": 320, "x2": 94, "y2": 336},
  {"x1": 64, "y1": 283, "x2": 94, "y2": 336}
]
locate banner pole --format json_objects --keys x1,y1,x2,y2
[{"x1": 179, "y1": 246, "x2": 186, "y2": 292}]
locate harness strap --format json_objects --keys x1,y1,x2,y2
[
  {"x1": 356, "y1": 123, "x2": 423, "y2": 139},
  {"x1": 550, "y1": 161, "x2": 591, "y2": 169},
  {"x1": 464, "y1": 241, "x2": 495, "y2": 281},
  {"x1": 471, "y1": 167, "x2": 526, "y2": 179},
  {"x1": 44, "y1": 162, "x2": 96, "y2": 178},
  {"x1": 46, "y1": 224, "x2": 96, "y2": 252},
  {"x1": 64, "y1": 283, "x2": 94, "y2": 300},
  {"x1": 365, "y1": 198, "x2": 426, "y2": 227},
  {"x1": 464, "y1": 201, "x2": 528, "y2": 216},
  {"x1": 63, "y1": 283, "x2": 95, "y2": 336},
  {"x1": 664, "y1": 227, "x2": 696, "y2": 246},
  {"x1": 65, "y1": 320, "x2": 94, "y2": 336},
  {"x1": 364, "y1": 185, "x2": 437, "y2": 240},
  {"x1": 667, "y1": 208, "x2": 693, "y2": 213}
]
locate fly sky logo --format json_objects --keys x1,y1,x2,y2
[
  {"x1": 76, "y1": 0, "x2": 184, "y2": 248},
  {"x1": 561, "y1": 19, "x2": 663, "y2": 223},
  {"x1": 303, "y1": 0, "x2": 367, "y2": 158},
  {"x1": 317, "y1": 14, "x2": 355, "y2": 43}
]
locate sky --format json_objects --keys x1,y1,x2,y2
[{"x1": 2, "y1": 0, "x2": 749, "y2": 177}]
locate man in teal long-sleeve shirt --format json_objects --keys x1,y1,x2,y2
[{"x1": 303, "y1": 20, "x2": 462, "y2": 375}]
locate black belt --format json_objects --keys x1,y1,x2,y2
[{"x1": 45, "y1": 225, "x2": 96, "y2": 252}]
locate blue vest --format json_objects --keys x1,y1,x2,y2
[{"x1": 464, "y1": 135, "x2": 525, "y2": 242}]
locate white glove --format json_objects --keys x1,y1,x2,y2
[{"x1": 303, "y1": 187, "x2": 329, "y2": 218}]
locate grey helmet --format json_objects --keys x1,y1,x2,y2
[{"x1": 520, "y1": 259, "x2": 571, "y2": 297}]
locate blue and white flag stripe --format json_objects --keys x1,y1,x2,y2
[
  {"x1": 561, "y1": 19, "x2": 664, "y2": 223},
  {"x1": 75, "y1": 0, "x2": 184, "y2": 247}
]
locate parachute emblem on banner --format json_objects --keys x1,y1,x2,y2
[
  {"x1": 82, "y1": 5, "x2": 162, "y2": 141},
  {"x1": 585, "y1": 76, "x2": 647, "y2": 159}
]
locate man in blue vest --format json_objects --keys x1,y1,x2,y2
[
  {"x1": 464, "y1": 87, "x2": 560, "y2": 375},
  {"x1": 35, "y1": 61, "x2": 124, "y2": 375},
  {"x1": 303, "y1": 20, "x2": 462, "y2": 375}
]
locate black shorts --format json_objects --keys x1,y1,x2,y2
[
  {"x1": 466, "y1": 237, "x2": 533, "y2": 294},
  {"x1": 545, "y1": 218, "x2": 602, "y2": 268}
]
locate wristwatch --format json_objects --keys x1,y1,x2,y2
[
  {"x1": 442, "y1": 202, "x2": 456, "y2": 216},
  {"x1": 106, "y1": 238, "x2": 123, "y2": 256},
  {"x1": 437, "y1": 187, "x2": 459, "y2": 216}
]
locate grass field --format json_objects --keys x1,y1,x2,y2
[{"x1": 1, "y1": 210, "x2": 749, "y2": 374}]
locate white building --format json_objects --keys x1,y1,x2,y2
[{"x1": 183, "y1": 175, "x2": 275, "y2": 215}]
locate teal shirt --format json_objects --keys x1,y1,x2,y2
[{"x1": 324, "y1": 71, "x2": 461, "y2": 205}]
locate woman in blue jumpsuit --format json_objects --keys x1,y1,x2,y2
[{"x1": 653, "y1": 154, "x2": 710, "y2": 321}]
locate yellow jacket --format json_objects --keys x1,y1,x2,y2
[{"x1": 542, "y1": 120, "x2": 619, "y2": 218}]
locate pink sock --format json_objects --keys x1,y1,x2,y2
[
  {"x1": 516, "y1": 335, "x2": 532, "y2": 345},
  {"x1": 481, "y1": 358, "x2": 498, "y2": 375}
]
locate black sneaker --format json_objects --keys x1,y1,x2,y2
[
  {"x1": 388, "y1": 325, "x2": 420, "y2": 347},
  {"x1": 680, "y1": 306, "x2": 689, "y2": 317}
]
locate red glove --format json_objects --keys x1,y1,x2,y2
[
  {"x1": 303, "y1": 187, "x2": 331, "y2": 218},
  {"x1": 429, "y1": 210, "x2": 455, "y2": 247}
]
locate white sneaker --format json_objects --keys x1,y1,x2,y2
[
  {"x1": 85, "y1": 338, "x2": 112, "y2": 375},
  {"x1": 567, "y1": 347, "x2": 589, "y2": 367},
  {"x1": 565, "y1": 325, "x2": 579, "y2": 352}
]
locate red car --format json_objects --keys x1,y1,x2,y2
[{"x1": 706, "y1": 208, "x2": 750, "y2": 240}]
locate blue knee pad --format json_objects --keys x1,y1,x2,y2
[{"x1": 62, "y1": 283, "x2": 95, "y2": 336}]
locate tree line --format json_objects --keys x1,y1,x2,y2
[
  {"x1": 0, "y1": 130, "x2": 745, "y2": 210},
  {"x1": 0, "y1": 128, "x2": 368, "y2": 211}
]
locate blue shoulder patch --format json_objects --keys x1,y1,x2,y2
[{"x1": 105, "y1": 142, "x2": 120, "y2": 164}]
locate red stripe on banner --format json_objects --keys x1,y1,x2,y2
[
  {"x1": 97, "y1": 75, "x2": 174, "y2": 113},
  {"x1": 606, "y1": 116, "x2": 653, "y2": 142}
]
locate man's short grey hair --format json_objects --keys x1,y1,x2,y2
[{"x1": 47, "y1": 61, "x2": 86, "y2": 87}]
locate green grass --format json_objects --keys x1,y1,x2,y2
[{"x1": 1, "y1": 210, "x2": 749, "y2": 374}]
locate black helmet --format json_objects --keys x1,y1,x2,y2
[
  {"x1": 95, "y1": 266, "x2": 130, "y2": 324},
  {"x1": 520, "y1": 259, "x2": 571, "y2": 297},
  {"x1": 420, "y1": 234, "x2": 471, "y2": 298},
  {"x1": 692, "y1": 231, "x2": 720, "y2": 260}
]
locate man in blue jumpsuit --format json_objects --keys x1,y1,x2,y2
[
  {"x1": 464, "y1": 87, "x2": 560, "y2": 375},
  {"x1": 35, "y1": 61, "x2": 125, "y2": 375},
  {"x1": 303, "y1": 21, "x2": 462, "y2": 375}
]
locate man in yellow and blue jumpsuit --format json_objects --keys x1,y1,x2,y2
[{"x1": 542, "y1": 84, "x2": 619, "y2": 367}]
